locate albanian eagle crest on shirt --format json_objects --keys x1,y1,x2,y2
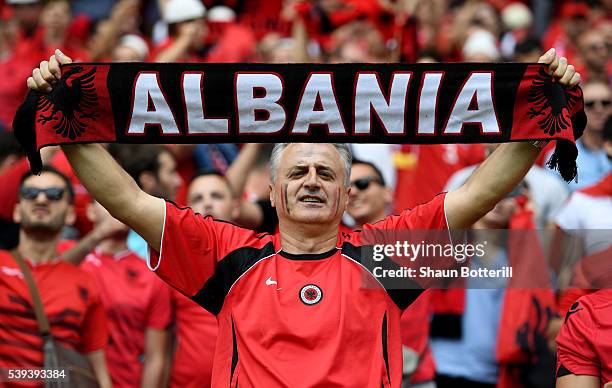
[
  {"x1": 36, "y1": 65, "x2": 98, "y2": 140},
  {"x1": 526, "y1": 67, "x2": 580, "y2": 136}
]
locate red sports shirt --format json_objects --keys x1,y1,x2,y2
[
  {"x1": 149, "y1": 194, "x2": 448, "y2": 388},
  {"x1": 170, "y1": 291, "x2": 218, "y2": 388},
  {"x1": 80, "y1": 250, "x2": 172, "y2": 388},
  {"x1": 0, "y1": 250, "x2": 107, "y2": 387},
  {"x1": 556, "y1": 290, "x2": 612, "y2": 387}
]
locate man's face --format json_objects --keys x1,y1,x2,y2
[
  {"x1": 14, "y1": 172, "x2": 74, "y2": 234},
  {"x1": 479, "y1": 197, "x2": 518, "y2": 228},
  {"x1": 347, "y1": 163, "x2": 390, "y2": 224},
  {"x1": 564, "y1": 15, "x2": 589, "y2": 41},
  {"x1": 271, "y1": 144, "x2": 349, "y2": 225},
  {"x1": 40, "y1": 0, "x2": 70, "y2": 34},
  {"x1": 584, "y1": 83, "x2": 612, "y2": 131},
  {"x1": 187, "y1": 175, "x2": 238, "y2": 221},
  {"x1": 156, "y1": 151, "x2": 182, "y2": 201},
  {"x1": 579, "y1": 32, "x2": 608, "y2": 69}
]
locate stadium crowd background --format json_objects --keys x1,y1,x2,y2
[{"x1": 0, "y1": 0, "x2": 610, "y2": 387}]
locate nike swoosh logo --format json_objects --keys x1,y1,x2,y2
[
  {"x1": 564, "y1": 302, "x2": 584, "y2": 323},
  {"x1": 265, "y1": 277, "x2": 278, "y2": 286}
]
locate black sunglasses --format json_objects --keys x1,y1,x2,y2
[
  {"x1": 20, "y1": 187, "x2": 66, "y2": 201},
  {"x1": 584, "y1": 99, "x2": 611, "y2": 109},
  {"x1": 350, "y1": 177, "x2": 382, "y2": 191}
]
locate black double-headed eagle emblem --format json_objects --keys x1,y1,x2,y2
[
  {"x1": 526, "y1": 67, "x2": 580, "y2": 136},
  {"x1": 36, "y1": 65, "x2": 98, "y2": 140}
]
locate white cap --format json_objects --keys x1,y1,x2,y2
[
  {"x1": 207, "y1": 5, "x2": 236, "y2": 22},
  {"x1": 502, "y1": 2, "x2": 533, "y2": 30},
  {"x1": 6, "y1": 0, "x2": 40, "y2": 4},
  {"x1": 462, "y1": 29, "x2": 501, "y2": 61},
  {"x1": 163, "y1": 0, "x2": 206, "y2": 24},
  {"x1": 117, "y1": 34, "x2": 149, "y2": 59}
]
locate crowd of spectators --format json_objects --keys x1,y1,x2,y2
[{"x1": 0, "y1": 0, "x2": 610, "y2": 387}]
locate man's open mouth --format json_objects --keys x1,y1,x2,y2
[{"x1": 299, "y1": 195, "x2": 325, "y2": 204}]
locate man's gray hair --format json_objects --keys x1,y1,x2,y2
[{"x1": 269, "y1": 143, "x2": 353, "y2": 187}]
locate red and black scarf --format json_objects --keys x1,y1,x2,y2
[{"x1": 13, "y1": 62, "x2": 585, "y2": 179}]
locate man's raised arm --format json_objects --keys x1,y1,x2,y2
[
  {"x1": 445, "y1": 48, "x2": 581, "y2": 229},
  {"x1": 27, "y1": 50, "x2": 164, "y2": 251}
]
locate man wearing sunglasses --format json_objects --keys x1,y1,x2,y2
[
  {"x1": 0, "y1": 166, "x2": 112, "y2": 387},
  {"x1": 347, "y1": 159, "x2": 392, "y2": 229},
  {"x1": 27, "y1": 48, "x2": 580, "y2": 387}
]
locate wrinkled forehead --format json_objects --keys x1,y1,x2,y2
[{"x1": 280, "y1": 143, "x2": 344, "y2": 170}]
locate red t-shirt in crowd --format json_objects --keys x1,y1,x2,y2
[
  {"x1": 0, "y1": 250, "x2": 108, "y2": 387},
  {"x1": 149, "y1": 194, "x2": 448, "y2": 387},
  {"x1": 80, "y1": 249, "x2": 172, "y2": 388},
  {"x1": 393, "y1": 144, "x2": 485, "y2": 212},
  {"x1": 556, "y1": 289, "x2": 612, "y2": 387},
  {"x1": 170, "y1": 291, "x2": 217, "y2": 388}
]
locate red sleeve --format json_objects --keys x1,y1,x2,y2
[
  {"x1": 146, "y1": 278, "x2": 173, "y2": 330},
  {"x1": 365, "y1": 193, "x2": 448, "y2": 231},
  {"x1": 556, "y1": 299, "x2": 600, "y2": 378},
  {"x1": 78, "y1": 277, "x2": 109, "y2": 353},
  {"x1": 557, "y1": 289, "x2": 591, "y2": 318},
  {"x1": 359, "y1": 194, "x2": 451, "y2": 290},
  {"x1": 149, "y1": 201, "x2": 268, "y2": 298}
]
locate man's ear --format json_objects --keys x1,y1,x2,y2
[
  {"x1": 139, "y1": 171, "x2": 156, "y2": 193},
  {"x1": 13, "y1": 203, "x2": 22, "y2": 224},
  {"x1": 65, "y1": 205, "x2": 76, "y2": 226},
  {"x1": 383, "y1": 186, "x2": 393, "y2": 205},
  {"x1": 343, "y1": 185, "x2": 352, "y2": 205},
  {"x1": 269, "y1": 183, "x2": 276, "y2": 208}
]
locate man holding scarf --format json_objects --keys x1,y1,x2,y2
[{"x1": 24, "y1": 48, "x2": 580, "y2": 387}]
